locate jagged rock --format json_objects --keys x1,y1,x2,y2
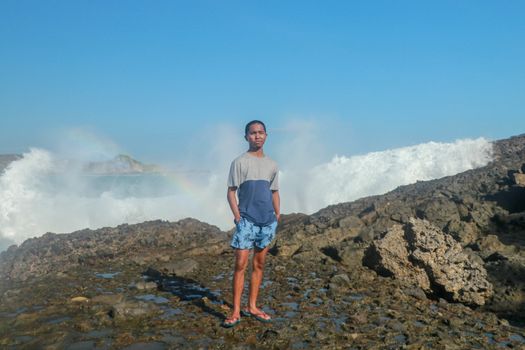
[
  {"x1": 407, "y1": 218, "x2": 493, "y2": 306},
  {"x1": 416, "y1": 197, "x2": 460, "y2": 229},
  {"x1": 339, "y1": 245, "x2": 365, "y2": 269},
  {"x1": 364, "y1": 218, "x2": 493, "y2": 306},
  {"x1": 337, "y1": 216, "x2": 362, "y2": 230},
  {"x1": 363, "y1": 224, "x2": 431, "y2": 291},
  {"x1": 474, "y1": 234, "x2": 518, "y2": 259},
  {"x1": 512, "y1": 172, "x2": 525, "y2": 186},
  {"x1": 444, "y1": 219, "x2": 478, "y2": 245},
  {"x1": 276, "y1": 243, "x2": 302, "y2": 257},
  {"x1": 328, "y1": 273, "x2": 351, "y2": 296}
]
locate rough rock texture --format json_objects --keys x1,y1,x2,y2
[
  {"x1": 362, "y1": 223, "x2": 431, "y2": 291},
  {"x1": 270, "y1": 134, "x2": 525, "y2": 324},
  {"x1": 0, "y1": 218, "x2": 228, "y2": 281},
  {"x1": 159, "y1": 258, "x2": 199, "y2": 276},
  {"x1": 1, "y1": 135, "x2": 525, "y2": 348},
  {"x1": 364, "y1": 218, "x2": 493, "y2": 305},
  {"x1": 406, "y1": 218, "x2": 493, "y2": 306}
]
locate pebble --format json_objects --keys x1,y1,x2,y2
[
  {"x1": 133, "y1": 281, "x2": 158, "y2": 290},
  {"x1": 70, "y1": 296, "x2": 89, "y2": 303}
]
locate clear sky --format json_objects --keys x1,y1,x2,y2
[{"x1": 1, "y1": 0, "x2": 524, "y2": 165}]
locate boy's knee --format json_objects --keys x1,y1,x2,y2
[
  {"x1": 234, "y1": 260, "x2": 249, "y2": 273},
  {"x1": 252, "y1": 258, "x2": 265, "y2": 271}
]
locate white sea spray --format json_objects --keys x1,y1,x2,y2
[{"x1": 0, "y1": 138, "x2": 493, "y2": 250}]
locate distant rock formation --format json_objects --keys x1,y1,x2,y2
[
  {"x1": 83, "y1": 154, "x2": 161, "y2": 174},
  {"x1": 363, "y1": 218, "x2": 493, "y2": 306},
  {"x1": 0, "y1": 154, "x2": 22, "y2": 173},
  {"x1": 0, "y1": 153, "x2": 161, "y2": 175}
]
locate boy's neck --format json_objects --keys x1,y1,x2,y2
[{"x1": 247, "y1": 147, "x2": 265, "y2": 158}]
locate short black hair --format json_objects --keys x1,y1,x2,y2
[{"x1": 245, "y1": 120, "x2": 267, "y2": 135}]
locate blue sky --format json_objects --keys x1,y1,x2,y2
[{"x1": 1, "y1": 0, "x2": 524, "y2": 165}]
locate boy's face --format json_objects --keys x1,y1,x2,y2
[{"x1": 245, "y1": 123, "x2": 267, "y2": 149}]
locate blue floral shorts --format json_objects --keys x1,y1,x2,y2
[{"x1": 231, "y1": 217, "x2": 278, "y2": 250}]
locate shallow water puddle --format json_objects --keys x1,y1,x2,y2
[
  {"x1": 212, "y1": 272, "x2": 225, "y2": 281},
  {"x1": 509, "y1": 334, "x2": 525, "y2": 343},
  {"x1": 333, "y1": 316, "x2": 347, "y2": 332},
  {"x1": 160, "y1": 307, "x2": 184, "y2": 319},
  {"x1": 281, "y1": 302, "x2": 300, "y2": 311},
  {"x1": 413, "y1": 320, "x2": 426, "y2": 327},
  {"x1": 485, "y1": 332, "x2": 514, "y2": 347},
  {"x1": 85, "y1": 329, "x2": 112, "y2": 338},
  {"x1": 46, "y1": 316, "x2": 71, "y2": 324},
  {"x1": 394, "y1": 334, "x2": 407, "y2": 344},
  {"x1": 66, "y1": 340, "x2": 96, "y2": 350},
  {"x1": 121, "y1": 342, "x2": 165, "y2": 350},
  {"x1": 135, "y1": 294, "x2": 170, "y2": 304},
  {"x1": 14, "y1": 335, "x2": 33, "y2": 343},
  {"x1": 95, "y1": 272, "x2": 120, "y2": 279},
  {"x1": 347, "y1": 293, "x2": 364, "y2": 301},
  {"x1": 0, "y1": 307, "x2": 27, "y2": 318},
  {"x1": 302, "y1": 288, "x2": 313, "y2": 299},
  {"x1": 261, "y1": 279, "x2": 273, "y2": 288}
]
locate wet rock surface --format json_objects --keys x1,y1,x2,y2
[{"x1": 1, "y1": 135, "x2": 525, "y2": 348}]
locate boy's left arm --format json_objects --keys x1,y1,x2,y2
[{"x1": 272, "y1": 190, "x2": 280, "y2": 222}]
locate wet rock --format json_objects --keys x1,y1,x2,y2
[
  {"x1": 444, "y1": 219, "x2": 478, "y2": 245},
  {"x1": 339, "y1": 245, "x2": 365, "y2": 269},
  {"x1": 276, "y1": 243, "x2": 302, "y2": 257},
  {"x1": 328, "y1": 273, "x2": 351, "y2": 296},
  {"x1": 403, "y1": 287, "x2": 427, "y2": 301},
  {"x1": 474, "y1": 234, "x2": 518, "y2": 259},
  {"x1": 159, "y1": 258, "x2": 198, "y2": 276},
  {"x1": 92, "y1": 294, "x2": 125, "y2": 305},
  {"x1": 110, "y1": 300, "x2": 160, "y2": 319},
  {"x1": 121, "y1": 342, "x2": 165, "y2": 350},
  {"x1": 65, "y1": 341, "x2": 97, "y2": 350}
]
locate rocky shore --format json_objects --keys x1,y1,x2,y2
[{"x1": 1, "y1": 134, "x2": 525, "y2": 349}]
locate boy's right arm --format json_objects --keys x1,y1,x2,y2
[{"x1": 227, "y1": 186, "x2": 241, "y2": 224}]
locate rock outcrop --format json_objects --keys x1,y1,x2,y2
[
  {"x1": 364, "y1": 218, "x2": 493, "y2": 306},
  {"x1": 0, "y1": 218, "x2": 228, "y2": 281},
  {"x1": 84, "y1": 154, "x2": 162, "y2": 174}
]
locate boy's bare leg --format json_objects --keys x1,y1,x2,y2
[
  {"x1": 226, "y1": 249, "x2": 250, "y2": 322},
  {"x1": 247, "y1": 245, "x2": 270, "y2": 317}
]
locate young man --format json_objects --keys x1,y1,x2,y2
[{"x1": 222, "y1": 120, "x2": 280, "y2": 328}]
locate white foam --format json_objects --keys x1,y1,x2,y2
[
  {"x1": 279, "y1": 138, "x2": 493, "y2": 213},
  {"x1": 0, "y1": 138, "x2": 493, "y2": 250}
]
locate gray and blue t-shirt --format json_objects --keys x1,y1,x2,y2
[{"x1": 227, "y1": 152, "x2": 279, "y2": 226}]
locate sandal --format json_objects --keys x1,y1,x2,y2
[
  {"x1": 222, "y1": 315, "x2": 241, "y2": 328},
  {"x1": 241, "y1": 309, "x2": 272, "y2": 323}
]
